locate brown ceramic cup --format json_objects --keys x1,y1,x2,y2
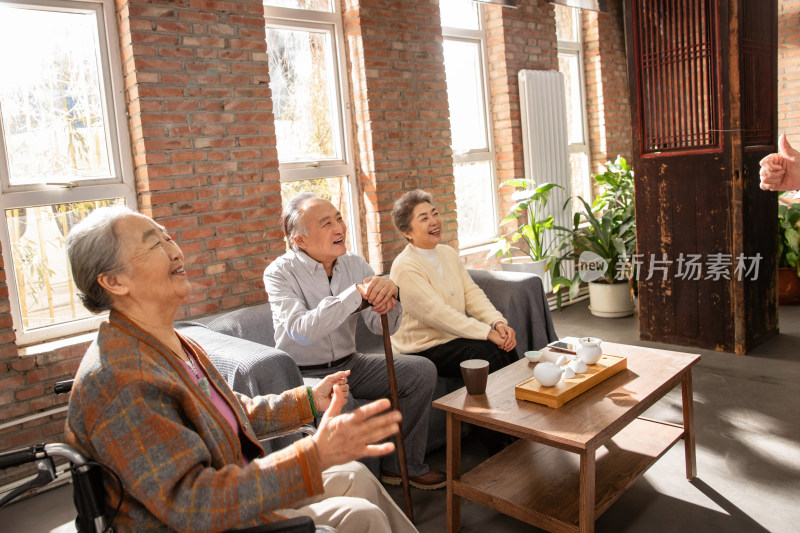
[{"x1": 460, "y1": 359, "x2": 490, "y2": 395}]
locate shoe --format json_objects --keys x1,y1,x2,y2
[{"x1": 380, "y1": 469, "x2": 447, "y2": 490}]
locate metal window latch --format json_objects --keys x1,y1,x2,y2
[{"x1": 45, "y1": 181, "x2": 78, "y2": 189}]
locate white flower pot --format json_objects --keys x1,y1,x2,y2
[
  {"x1": 499, "y1": 257, "x2": 547, "y2": 279},
  {"x1": 588, "y1": 281, "x2": 635, "y2": 318}
]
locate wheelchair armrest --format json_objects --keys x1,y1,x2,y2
[{"x1": 54, "y1": 379, "x2": 74, "y2": 394}]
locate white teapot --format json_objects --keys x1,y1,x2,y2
[
  {"x1": 576, "y1": 337, "x2": 603, "y2": 365},
  {"x1": 533, "y1": 362, "x2": 563, "y2": 387}
]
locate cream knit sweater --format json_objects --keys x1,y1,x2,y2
[{"x1": 389, "y1": 244, "x2": 506, "y2": 354}]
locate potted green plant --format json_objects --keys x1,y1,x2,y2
[
  {"x1": 778, "y1": 198, "x2": 800, "y2": 304},
  {"x1": 487, "y1": 180, "x2": 565, "y2": 278},
  {"x1": 551, "y1": 156, "x2": 637, "y2": 317}
]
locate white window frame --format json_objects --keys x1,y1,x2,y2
[
  {"x1": 0, "y1": 0, "x2": 136, "y2": 346},
  {"x1": 442, "y1": 3, "x2": 499, "y2": 250},
  {"x1": 263, "y1": 4, "x2": 360, "y2": 254},
  {"x1": 556, "y1": 6, "x2": 592, "y2": 200}
]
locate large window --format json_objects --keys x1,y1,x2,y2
[
  {"x1": 263, "y1": 1, "x2": 358, "y2": 250},
  {"x1": 555, "y1": 4, "x2": 592, "y2": 201},
  {"x1": 441, "y1": 0, "x2": 498, "y2": 249},
  {"x1": 0, "y1": 0, "x2": 135, "y2": 345}
]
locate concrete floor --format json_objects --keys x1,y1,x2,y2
[{"x1": 2, "y1": 299, "x2": 798, "y2": 532}]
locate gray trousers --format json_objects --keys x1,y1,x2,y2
[{"x1": 301, "y1": 352, "x2": 437, "y2": 478}]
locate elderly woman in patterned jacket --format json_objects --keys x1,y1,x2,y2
[{"x1": 64, "y1": 206, "x2": 417, "y2": 533}]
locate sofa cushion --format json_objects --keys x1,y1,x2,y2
[{"x1": 194, "y1": 303, "x2": 276, "y2": 348}]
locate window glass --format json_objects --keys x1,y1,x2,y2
[
  {"x1": 0, "y1": 7, "x2": 111, "y2": 186},
  {"x1": 454, "y1": 161, "x2": 496, "y2": 247},
  {"x1": 444, "y1": 39, "x2": 488, "y2": 153},
  {"x1": 559, "y1": 53, "x2": 585, "y2": 145},
  {"x1": 555, "y1": 5, "x2": 591, "y2": 208},
  {"x1": 267, "y1": 27, "x2": 340, "y2": 163},
  {"x1": 0, "y1": 0, "x2": 134, "y2": 344},
  {"x1": 5, "y1": 198, "x2": 124, "y2": 331},
  {"x1": 263, "y1": 0, "x2": 332, "y2": 12},
  {"x1": 569, "y1": 151, "x2": 590, "y2": 208},
  {"x1": 554, "y1": 4, "x2": 579, "y2": 42},
  {"x1": 440, "y1": 0, "x2": 479, "y2": 30},
  {"x1": 441, "y1": 1, "x2": 497, "y2": 248}
]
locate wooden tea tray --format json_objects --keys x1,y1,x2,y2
[{"x1": 515, "y1": 354, "x2": 627, "y2": 408}]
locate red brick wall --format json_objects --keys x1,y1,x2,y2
[
  {"x1": 0, "y1": 256, "x2": 15, "y2": 394},
  {"x1": 120, "y1": 0, "x2": 283, "y2": 318},
  {"x1": 342, "y1": 0, "x2": 455, "y2": 273},
  {"x1": 779, "y1": 0, "x2": 800, "y2": 140},
  {"x1": 582, "y1": 2, "x2": 631, "y2": 174}
]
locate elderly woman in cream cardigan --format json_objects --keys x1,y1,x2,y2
[{"x1": 389, "y1": 189, "x2": 518, "y2": 381}]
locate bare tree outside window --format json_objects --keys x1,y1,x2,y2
[
  {"x1": 0, "y1": 7, "x2": 111, "y2": 184},
  {"x1": 6, "y1": 199, "x2": 125, "y2": 330},
  {"x1": 267, "y1": 28, "x2": 338, "y2": 163}
]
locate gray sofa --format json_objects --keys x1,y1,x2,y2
[{"x1": 176, "y1": 269, "x2": 557, "y2": 455}]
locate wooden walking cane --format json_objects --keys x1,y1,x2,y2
[{"x1": 380, "y1": 313, "x2": 414, "y2": 522}]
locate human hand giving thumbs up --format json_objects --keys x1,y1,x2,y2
[{"x1": 760, "y1": 134, "x2": 800, "y2": 192}]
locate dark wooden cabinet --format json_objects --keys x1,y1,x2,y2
[{"x1": 623, "y1": 0, "x2": 778, "y2": 353}]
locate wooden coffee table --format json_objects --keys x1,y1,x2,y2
[{"x1": 432, "y1": 342, "x2": 700, "y2": 533}]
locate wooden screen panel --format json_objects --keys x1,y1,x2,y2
[
  {"x1": 740, "y1": 0, "x2": 775, "y2": 146},
  {"x1": 633, "y1": 0, "x2": 720, "y2": 153}
]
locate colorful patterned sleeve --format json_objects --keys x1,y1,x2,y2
[{"x1": 234, "y1": 386, "x2": 315, "y2": 438}]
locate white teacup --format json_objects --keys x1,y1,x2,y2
[
  {"x1": 524, "y1": 350, "x2": 543, "y2": 363},
  {"x1": 568, "y1": 358, "x2": 588, "y2": 374}
]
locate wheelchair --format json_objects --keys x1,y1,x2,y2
[{"x1": 0, "y1": 380, "x2": 328, "y2": 533}]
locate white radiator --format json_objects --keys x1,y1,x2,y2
[{"x1": 518, "y1": 69, "x2": 575, "y2": 293}]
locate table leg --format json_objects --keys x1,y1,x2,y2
[
  {"x1": 681, "y1": 369, "x2": 697, "y2": 480},
  {"x1": 579, "y1": 448, "x2": 596, "y2": 533},
  {"x1": 446, "y1": 413, "x2": 461, "y2": 533}
]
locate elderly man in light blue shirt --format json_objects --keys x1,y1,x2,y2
[{"x1": 264, "y1": 193, "x2": 445, "y2": 490}]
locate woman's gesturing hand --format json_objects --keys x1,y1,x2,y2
[
  {"x1": 311, "y1": 370, "x2": 350, "y2": 412},
  {"x1": 312, "y1": 385, "x2": 401, "y2": 471}
]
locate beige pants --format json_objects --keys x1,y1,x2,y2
[{"x1": 277, "y1": 461, "x2": 418, "y2": 533}]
